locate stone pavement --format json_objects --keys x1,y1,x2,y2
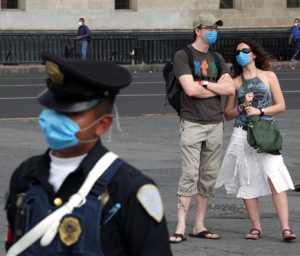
[{"x1": 0, "y1": 111, "x2": 299, "y2": 255}]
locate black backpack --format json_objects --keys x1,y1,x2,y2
[
  {"x1": 163, "y1": 47, "x2": 222, "y2": 115},
  {"x1": 163, "y1": 46, "x2": 194, "y2": 115}
]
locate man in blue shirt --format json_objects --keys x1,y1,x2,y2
[
  {"x1": 289, "y1": 18, "x2": 300, "y2": 65},
  {"x1": 77, "y1": 17, "x2": 91, "y2": 60}
]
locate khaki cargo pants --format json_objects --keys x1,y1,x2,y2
[{"x1": 178, "y1": 119, "x2": 223, "y2": 198}]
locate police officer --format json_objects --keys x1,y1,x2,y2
[{"x1": 5, "y1": 54, "x2": 173, "y2": 256}]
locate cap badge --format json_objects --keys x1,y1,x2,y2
[
  {"x1": 46, "y1": 61, "x2": 64, "y2": 85},
  {"x1": 58, "y1": 216, "x2": 82, "y2": 246}
]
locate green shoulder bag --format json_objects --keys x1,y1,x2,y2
[{"x1": 247, "y1": 116, "x2": 282, "y2": 154}]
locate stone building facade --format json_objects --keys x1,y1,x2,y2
[{"x1": 0, "y1": 0, "x2": 299, "y2": 30}]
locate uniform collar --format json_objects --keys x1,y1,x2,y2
[
  {"x1": 30, "y1": 140, "x2": 109, "y2": 200},
  {"x1": 79, "y1": 139, "x2": 109, "y2": 177},
  {"x1": 29, "y1": 151, "x2": 53, "y2": 194}
]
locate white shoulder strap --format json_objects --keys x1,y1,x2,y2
[{"x1": 7, "y1": 151, "x2": 118, "y2": 256}]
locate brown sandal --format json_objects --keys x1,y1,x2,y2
[
  {"x1": 189, "y1": 230, "x2": 220, "y2": 239},
  {"x1": 245, "y1": 228, "x2": 262, "y2": 240},
  {"x1": 282, "y1": 229, "x2": 297, "y2": 242}
]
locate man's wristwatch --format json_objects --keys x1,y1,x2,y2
[{"x1": 202, "y1": 80, "x2": 209, "y2": 89}]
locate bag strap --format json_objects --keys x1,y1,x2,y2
[
  {"x1": 182, "y1": 46, "x2": 195, "y2": 78},
  {"x1": 7, "y1": 152, "x2": 119, "y2": 256}
]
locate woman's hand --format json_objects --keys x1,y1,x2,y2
[
  {"x1": 245, "y1": 106, "x2": 261, "y2": 116},
  {"x1": 244, "y1": 92, "x2": 254, "y2": 105}
]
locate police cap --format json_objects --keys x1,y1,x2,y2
[{"x1": 38, "y1": 54, "x2": 132, "y2": 113}]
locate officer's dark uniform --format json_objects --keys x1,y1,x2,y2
[{"x1": 5, "y1": 55, "x2": 173, "y2": 256}]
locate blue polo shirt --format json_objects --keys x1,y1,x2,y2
[{"x1": 291, "y1": 25, "x2": 300, "y2": 40}]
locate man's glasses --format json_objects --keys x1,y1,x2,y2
[
  {"x1": 235, "y1": 48, "x2": 251, "y2": 56},
  {"x1": 198, "y1": 25, "x2": 218, "y2": 30}
]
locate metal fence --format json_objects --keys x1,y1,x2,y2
[{"x1": 0, "y1": 30, "x2": 293, "y2": 65}]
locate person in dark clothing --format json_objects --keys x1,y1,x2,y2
[
  {"x1": 77, "y1": 17, "x2": 91, "y2": 60},
  {"x1": 5, "y1": 54, "x2": 173, "y2": 256}
]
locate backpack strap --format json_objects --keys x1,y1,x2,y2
[{"x1": 182, "y1": 46, "x2": 195, "y2": 78}]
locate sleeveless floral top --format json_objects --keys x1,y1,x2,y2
[{"x1": 234, "y1": 76, "x2": 273, "y2": 128}]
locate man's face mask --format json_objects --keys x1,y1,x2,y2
[
  {"x1": 39, "y1": 109, "x2": 107, "y2": 150},
  {"x1": 235, "y1": 48, "x2": 251, "y2": 66},
  {"x1": 78, "y1": 21, "x2": 83, "y2": 26},
  {"x1": 204, "y1": 31, "x2": 218, "y2": 45}
]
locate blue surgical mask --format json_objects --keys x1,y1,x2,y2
[
  {"x1": 39, "y1": 109, "x2": 102, "y2": 150},
  {"x1": 205, "y1": 31, "x2": 218, "y2": 45},
  {"x1": 236, "y1": 52, "x2": 251, "y2": 66}
]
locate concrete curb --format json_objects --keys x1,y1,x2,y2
[
  {"x1": 0, "y1": 64, "x2": 45, "y2": 75},
  {"x1": 0, "y1": 64, "x2": 167, "y2": 75},
  {"x1": 0, "y1": 61, "x2": 299, "y2": 75}
]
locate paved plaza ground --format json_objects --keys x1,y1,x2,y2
[{"x1": 0, "y1": 111, "x2": 299, "y2": 256}]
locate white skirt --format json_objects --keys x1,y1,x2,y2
[{"x1": 215, "y1": 127, "x2": 295, "y2": 199}]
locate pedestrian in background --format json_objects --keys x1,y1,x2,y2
[
  {"x1": 76, "y1": 17, "x2": 91, "y2": 60},
  {"x1": 5, "y1": 54, "x2": 173, "y2": 256},
  {"x1": 169, "y1": 14, "x2": 234, "y2": 243},
  {"x1": 288, "y1": 18, "x2": 300, "y2": 69},
  {"x1": 216, "y1": 39, "x2": 296, "y2": 242}
]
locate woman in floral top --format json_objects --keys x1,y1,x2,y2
[{"x1": 216, "y1": 39, "x2": 296, "y2": 242}]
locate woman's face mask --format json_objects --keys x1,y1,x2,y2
[
  {"x1": 235, "y1": 48, "x2": 252, "y2": 66},
  {"x1": 39, "y1": 109, "x2": 106, "y2": 150}
]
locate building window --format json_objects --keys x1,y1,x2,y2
[
  {"x1": 220, "y1": 0, "x2": 234, "y2": 9},
  {"x1": 115, "y1": 0, "x2": 130, "y2": 9},
  {"x1": 287, "y1": 0, "x2": 300, "y2": 8},
  {"x1": 1, "y1": 0, "x2": 18, "y2": 9}
]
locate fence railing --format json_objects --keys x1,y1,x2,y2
[{"x1": 0, "y1": 30, "x2": 293, "y2": 65}]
